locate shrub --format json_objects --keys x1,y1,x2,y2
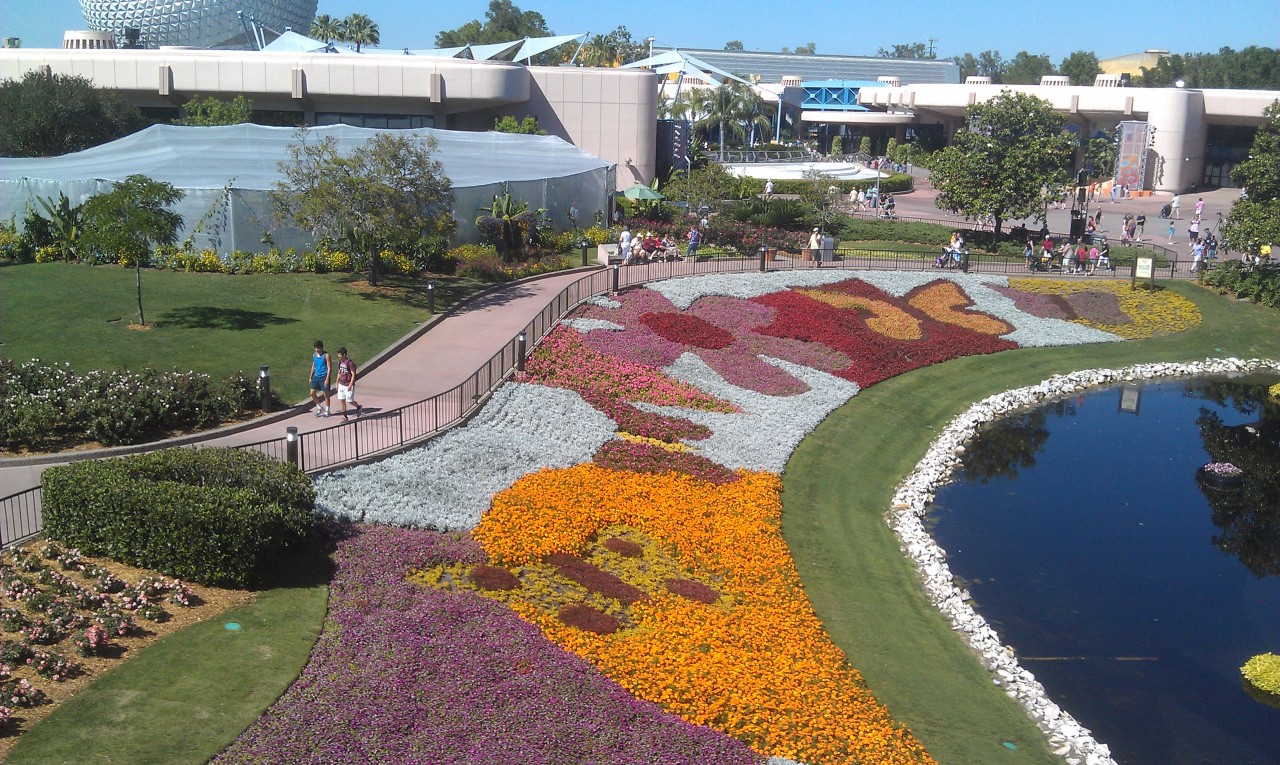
[
  {"x1": 41, "y1": 448, "x2": 316, "y2": 586},
  {"x1": 1243, "y1": 652, "x2": 1280, "y2": 695},
  {"x1": 1202, "y1": 261, "x2": 1280, "y2": 309}
]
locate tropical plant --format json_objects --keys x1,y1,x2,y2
[
  {"x1": 475, "y1": 193, "x2": 544, "y2": 258},
  {"x1": 492, "y1": 115, "x2": 546, "y2": 135},
  {"x1": 693, "y1": 83, "x2": 748, "y2": 161},
  {"x1": 34, "y1": 193, "x2": 84, "y2": 262},
  {"x1": 340, "y1": 13, "x2": 380, "y2": 52},
  {"x1": 309, "y1": 13, "x2": 342, "y2": 44}
]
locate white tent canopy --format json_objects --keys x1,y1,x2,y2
[{"x1": 1, "y1": 124, "x2": 615, "y2": 251}]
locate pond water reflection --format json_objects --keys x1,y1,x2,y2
[{"x1": 929, "y1": 377, "x2": 1280, "y2": 765}]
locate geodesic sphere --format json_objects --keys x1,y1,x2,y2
[{"x1": 79, "y1": 0, "x2": 317, "y2": 50}]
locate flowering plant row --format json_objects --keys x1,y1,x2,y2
[{"x1": 1003, "y1": 279, "x2": 1202, "y2": 339}]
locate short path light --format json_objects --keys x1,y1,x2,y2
[
  {"x1": 258, "y1": 365, "x2": 271, "y2": 412},
  {"x1": 580, "y1": 238, "x2": 590, "y2": 267},
  {"x1": 516, "y1": 331, "x2": 527, "y2": 373},
  {"x1": 285, "y1": 426, "x2": 299, "y2": 468},
  {"x1": 427, "y1": 280, "x2": 436, "y2": 314},
  {"x1": 758, "y1": 242, "x2": 768, "y2": 272}
]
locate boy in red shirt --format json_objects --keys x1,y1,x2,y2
[{"x1": 334, "y1": 347, "x2": 364, "y2": 420}]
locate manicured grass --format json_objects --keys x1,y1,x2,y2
[
  {"x1": 782, "y1": 281, "x2": 1280, "y2": 765},
  {"x1": 6, "y1": 551, "x2": 330, "y2": 765},
  {"x1": 0, "y1": 262, "x2": 489, "y2": 403}
]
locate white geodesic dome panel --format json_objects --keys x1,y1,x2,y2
[{"x1": 79, "y1": 0, "x2": 317, "y2": 50}]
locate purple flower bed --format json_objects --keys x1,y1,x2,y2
[
  {"x1": 212, "y1": 525, "x2": 762, "y2": 765},
  {"x1": 989, "y1": 285, "x2": 1073, "y2": 321},
  {"x1": 1064, "y1": 290, "x2": 1131, "y2": 325}
]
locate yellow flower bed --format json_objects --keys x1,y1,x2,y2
[
  {"x1": 456, "y1": 465, "x2": 935, "y2": 765},
  {"x1": 617, "y1": 431, "x2": 693, "y2": 452},
  {"x1": 1008, "y1": 278, "x2": 1202, "y2": 339}
]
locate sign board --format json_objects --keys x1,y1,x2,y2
[{"x1": 1135, "y1": 257, "x2": 1153, "y2": 278}]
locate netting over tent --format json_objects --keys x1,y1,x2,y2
[{"x1": 0, "y1": 124, "x2": 615, "y2": 252}]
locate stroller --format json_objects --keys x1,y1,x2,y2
[
  {"x1": 1158, "y1": 203, "x2": 1172, "y2": 219},
  {"x1": 934, "y1": 247, "x2": 967, "y2": 269}
]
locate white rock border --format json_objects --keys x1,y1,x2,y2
[{"x1": 887, "y1": 357, "x2": 1280, "y2": 765}]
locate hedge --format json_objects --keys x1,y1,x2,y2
[
  {"x1": 41, "y1": 448, "x2": 316, "y2": 587},
  {"x1": 736, "y1": 174, "x2": 914, "y2": 197}
]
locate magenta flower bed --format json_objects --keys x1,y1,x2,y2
[{"x1": 212, "y1": 525, "x2": 761, "y2": 765}]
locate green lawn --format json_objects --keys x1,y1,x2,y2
[
  {"x1": 0, "y1": 263, "x2": 490, "y2": 403},
  {"x1": 6, "y1": 548, "x2": 330, "y2": 765},
  {"x1": 783, "y1": 281, "x2": 1280, "y2": 765}
]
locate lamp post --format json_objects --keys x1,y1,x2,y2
[
  {"x1": 611, "y1": 263, "x2": 620, "y2": 293},
  {"x1": 427, "y1": 280, "x2": 436, "y2": 315},
  {"x1": 580, "y1": 238, "x2": 590, "y2": 267},
  {"x1": 758, "y1": 242, "x2": 768, "y2": 272},
  {"x1": 516, "y1": 331, "x2": 527, "y2": 373},
  {"x1": 645, "y1": 36, "x2": 655, "y2": 60},
  {"x1": 258, "y1": 365, "x2": 271, "y2": 412}
]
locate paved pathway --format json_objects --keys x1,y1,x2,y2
[{"x1": 0, "y1": 268, "x2": 599, "y2": 502}]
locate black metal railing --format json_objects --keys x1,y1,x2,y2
[{"x1": 0, "y1": 268, "x2": 615, "y2": 547}]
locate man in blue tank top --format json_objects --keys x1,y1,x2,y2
[{"x1": 310, "y1": 340, "x2": 331, "y2": 417}]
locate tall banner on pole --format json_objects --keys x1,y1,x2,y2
[{"x1": 1115, "y1": 121, "x2": 1150, "y2": 191}]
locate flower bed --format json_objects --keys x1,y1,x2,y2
[
  {"x1": 297, "y1": 271, "x2": 1210, "y2": 763},
  {"x1": 1004, "y1": 279, "x2": 1201, "y2": 339},
  {"x1": 213, "y1": 525, "x2": 761, "y2": 765},
  {"x1": 0, "y1": 542, "x2": 245, "y2": 754}
]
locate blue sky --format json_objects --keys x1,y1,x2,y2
[{"x1": 3, "y1": 0, "x2": 1277, "y2": 63}]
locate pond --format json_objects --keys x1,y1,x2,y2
[{"x1": 928, "y1": 376, "x2": 1280, "y2": 765}]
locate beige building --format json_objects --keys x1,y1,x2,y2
[{"x1": 0, "y1": 47, "x2": 658, "y2": 185}]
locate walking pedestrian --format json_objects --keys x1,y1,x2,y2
[
  {"x1": 1135, "y1": 212, "x2": 1146, "y2": 240},
  {"x1": 1189, "y1": 216, "x2": 1201, "y2": 244},
  {"x1": 309, "y1": 340, "x2": 331, "y2": 417},
  {"x1": 686, "y1": 225, "x2": 702, "y2": 259},
  {"x1": 1195, "y1": 197, "x2": 1205, "y2": 218},
  {"x1": 764, "y1": 179, "x2": 774, "y2": 199},
  {"x1": 334, "y1": 347, "x2": 364, "y2": 420},
  {"x1": 1170, "y1": 195, "x2": 1181, "y2": 219},
  {"x1": 1168, "y1": 219, "x2": 1176, "y2": 243}
]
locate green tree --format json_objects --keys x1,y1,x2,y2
[
  {"x1": 274, "y1": 131, "x2": 455, "y2": 286},
  {"x1": 436, "y1": 0, "x2": 552, "y2": 55},
  {"x1": 1003, "y1": 51, "x2": 1056, "y2": 84},
  {"x1": 694, "y1": 83, "x2": 749, "y2": 160},
  {"x1": 1083, "y1": 136, "x2": 1116, "y2": 179},
  {"x1": 953, "y1": 50, "x2": 1006, "y2": 82},
  {"x1": 0, "y1": 70, "x2": 148, "y2": 157},
  {"x1": 80, "y1": 175, "x2": 185, "y2": 326},
  {"x1": 34, "y1": 193, "x2": 84, "y2": 261},
  {"x1": 309, "y1": 13, "x2": 342, "y2": 43},
  {"x1": 574, "y1": 26, "x2": 645, "y2": 67},
  {"x1": 661, "y1": 162, "x2": 737, "y2": 211},
  {"x1": 858, "y1": 136, "x2": 872, "y2": 156},
  {"x1": 793, "y1": 42, "x2": 816, "y2": 55},
  {"x1": 492, "y1": 115, "x2": 546, "y2": 134},
  {"x1": 1059, "y1": 50, "x2": 1101, "y2": 86},
  {"x1": 1223, "y1": 100, "x2": 1280, "y2": 257},
  {"x1": 928, "y1": 91, "x2": 1074, "y2": 236},
  {"x1": 1137, "y1": 47, "x2": 1279, "y2": 89},
  {"x1": 340, "y1": 13, "x2": 380, "y2": 52},
  {"x1": 173, "y1": 94, "x2": 253, "y2": 126},
  {"x1": 723, "y1": 40, "x2": 744, "y2": 51},
  {"x1": 878, "y1": 42, "x2": 936, "y2": 60}
]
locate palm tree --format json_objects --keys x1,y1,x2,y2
[
  {"x1": 696, "y1": 83, "x2": 746, "y2": 161},
  {"x1": 340, "y1": 14, "x2": 380, "y2": 52},
  {"x1": 309, "y1": 14, "x2": 342, "y2": 44},
  {"x1": 734, "y1": 85, "x2": 773, "y2": 148}
]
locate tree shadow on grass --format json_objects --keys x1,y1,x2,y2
[{"x1": 158, "y1": 306, "x2": 298, "y2": 331}]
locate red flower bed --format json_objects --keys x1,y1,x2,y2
[
  {"x1": 640, "y1": 312, "x2": 736, "y2": 350},
  {"x1": 546, "y1": 553, "x2": 647, "y2": 605},
  {"x1": 753, "y1": 280, "x2": 1016, "y2": 387},
  {"x1": 664, "y1": 578, "x2": 722, "y2": 605},
  {"x1": 593, "y1": 440, "x2": 740, "y2": 485},
  {"x1": 557, "y1": 603, "x2": 621, "y2": 635},
  {"x1": 468, "y1": 564, "x2": 521, "y2": 591},
  {"x1": 603, "y1": 537, "x2": 644, "y2": 558}
]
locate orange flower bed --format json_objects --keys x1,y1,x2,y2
[
  {"x1": 470, "y1": 465, "x2": 935, "y2": 765},
  {"x1": 907, "y1": 281, "x2": 1013, "y2": 336}
]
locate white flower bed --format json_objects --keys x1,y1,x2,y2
[
  {"x1": 562, "y1": 318, "x2": 625, "y2": 333},
  {"x1": 640, "y1": 353, "x2": 860, "y2": 473},
  {"x1": 313, "y1": 383, "x2": 616, "y2": 530},
  {"x1": 887, "y1": 357, "x2": 1280, "y2": 765}
]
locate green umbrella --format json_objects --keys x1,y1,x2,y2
[{"x1": 619, "y1": 183, "x2": 664, "y2": 200}]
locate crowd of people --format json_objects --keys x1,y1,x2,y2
[
  {"x1": 1025, "y1": 233, "x2": 1112, "y2": 275},
  {"x1": 616, "y1": 225, "x2": 692, "y2": 264}
]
